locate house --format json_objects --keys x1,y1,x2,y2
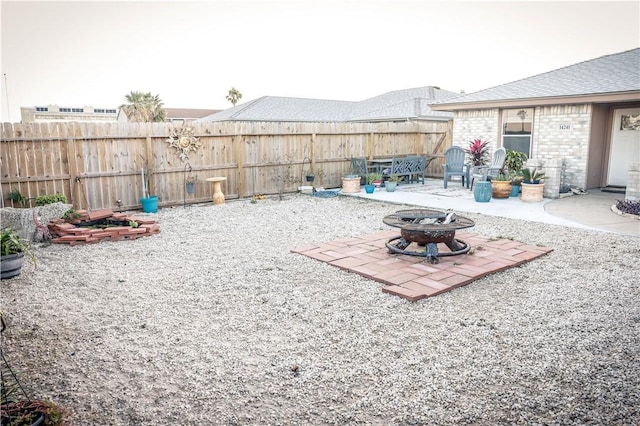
[
  {"x1": 117, "y1": 107, "x2": 221, "y2": 124},
  {"x1": 197, "y1": 86, "x2": 457, "y2": 122},
  {"x1": 164, "y1": 108, "x2": 220, "y2": 124},
  {"x1": 430, "y1": 48, "x2": 640, "y2": 200},
  {"x1": 21, "y1": 105, "x2": 118, "y2": 123}
]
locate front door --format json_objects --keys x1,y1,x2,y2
[{"x1": 607, "y1": 108, "x2": 640, "y2": 186}]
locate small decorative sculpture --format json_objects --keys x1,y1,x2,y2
[{"x1": 166, "y1": 127, "x2": 201, "y2": 162}]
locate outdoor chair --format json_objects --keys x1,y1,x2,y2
[
  {"x1": 442, "y1": 146, "x2": 469, "y2": 189},
  {"x1": 350, "y1": 157, "x2": 374, "y2": 185},
  {"x1": 470, "y1": 147, "x2": 507, "y2": 190}
]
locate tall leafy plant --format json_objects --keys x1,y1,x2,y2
[
  {"x1": 465, "y1": 138, "x2": 490, "y2": 166},
  {"x1": 504, "y1": 150, "x2": 528, "y2": 185},
  {"x1": 521, "y1": 168, "x2": 545, "y2": 184},
  {"x1": 1, "y1": 228, "x2": 35, "y2": 265}
]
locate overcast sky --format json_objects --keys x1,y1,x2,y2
[{"x1": 1, "y1": 0, "x2": 639, "y2": 122}]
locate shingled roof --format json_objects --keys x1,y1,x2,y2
[
  {"x1": 165, "y1": 108, "x2": 221, "y2": 120},
  {"x1": 431, "y1": 48, "x2": 640, "y2": 109},
  {"x1": 198, "y1": 86, "x2": 457, "y2": 122}
]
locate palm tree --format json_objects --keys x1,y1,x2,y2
[
  {"x1": 226, "y1": 87, "x2": 242, "y2": 107},
  {"x1": 120, "y1": 91, "x2": 166, "y2": 122},
  {"x1": 517, "y1": 109, "x2": 528, "y2": 133}
]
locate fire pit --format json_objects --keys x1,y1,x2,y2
[{"x1": 383, "y1": 208, "x2": 475, "y2": 263}]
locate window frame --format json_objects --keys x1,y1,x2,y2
[{"x1": 501, "y1": 108, "x2": 533, "y2": 157}]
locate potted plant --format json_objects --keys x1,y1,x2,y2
[
  {"x1": 0, "y1": 398, "x2": 66, "y2": 425},
  {"x1": 509, "y1": 172, "x2": 524, "y2": 197},
  {"x1": 465, "y1": 138, "x2": 490, "y2": 169},
  {"x1": 385, "y1": 175, "x2": 402, "y2": 192},
  {"x1": 372, "y1": 173, "x2": 383, "y2": 187},
  {"x1": 504, "y1": 150, "x2": 528, "y2": 197},
  {"x1": 521, "y1": 168, "x2": 545, "y2": 202},
  {"x1": 140, "y1": 167, "x2": 158, "y2": 213},
  {"x1": 489, "y1": 173, "x2": 512, "y2": 199},
  {"x1": 365, "y1": 172, "x2": 382, "y2": 194},
  {"x1": 185, "y1": 175, "x2": 197, "y2": 194},
  {"x1": 1, "y1": 316, "x2": 68, "y2": 424},
  {"x1": 341, "y1": 174, "x2": 361, "y2": 193},
  {"x1": 309, "y1": 168, "x2": 325, "y2": 185},
  {"x1": 1, "y1": 228, "x2": 34, "y2": 280}
]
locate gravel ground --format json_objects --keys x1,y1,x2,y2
[{"x1": 1, "y1": 194, "x2": 639, "y2": 425}]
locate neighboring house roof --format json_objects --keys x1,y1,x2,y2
[
  {"x1": 165, "y1": 108, "x2": 221, "y2": 120},
  {"x1": 197, "y1": 86, "x2": 457, "y2": 122},
  {"x1": 348, "y1": 86, "x2": 458, "y2": 122},
  {"x1": 200, "y1": 97, "x2": 356, "y2": 122},
  {"x1": 431, "y1": 48, "x2": 640, "y2": 110}
]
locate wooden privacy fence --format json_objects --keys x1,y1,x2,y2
[{"x1": 1, "y1": 120, "x2": 452, "y2": 211}]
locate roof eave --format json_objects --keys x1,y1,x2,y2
[
  {"x1": 430, "y1": 91, "x2": 640, "y2": 111},
  {"x1": 346, "y1": 116, "x2": 452, "y2": 123}
]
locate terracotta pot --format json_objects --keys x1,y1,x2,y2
[
  {"x1": 491, "y1": 180, "x2": 512, "y2": 198},
  {"x1": 341, "y1": 177, "x2": 361, "y2": 193},
  {"x1": 521, "y1": 183, "x2": 544, "y2": 202}
]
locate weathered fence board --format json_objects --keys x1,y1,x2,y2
[{"x1": 1, "y1": 120, "x2": 451, "y2": 210}]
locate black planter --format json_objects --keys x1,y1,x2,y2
[
  {"x1": 305, "y1": 175, "x2": 315, "y2": 183},
  {"x1": 186, "y1": 182, "x2": 196, "y2": 194},
  {"x1": 1, "y1": 252, "x2": 25, "y2": 280}
]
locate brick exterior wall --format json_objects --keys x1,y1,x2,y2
[
  {"x1": 451, "y1": 109, "x2": 500, "y2": 151},
  {"x1": 451, "y1": 104, "x2": 593, "y2": 198},
  {"x1": 627, "y1": 163, "x2": 640, "y2": 201},
  {"x1": 533, "y1": 104, "x2": 591, "y2": 190}
]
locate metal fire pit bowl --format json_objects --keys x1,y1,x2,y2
[{"x1": 383, "y1": 208, "x2": 475, "y2": 263}]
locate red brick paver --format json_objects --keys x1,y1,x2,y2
[{"x1": 291, "y1": 231, "x2": 552, "y2": 301}]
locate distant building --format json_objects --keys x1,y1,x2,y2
[
  {"x1": 21, "y1": 105, "x2": 118, "y2": 123},
  {"x1": 22, "y1": 105, "x2": 221, "y2": 124},
  {"x1": 164, "y1": 108, "x2": 221, "y2": 125},
  {"x1": 198, "y1": 87, "x2": 456, "y2": 123}
]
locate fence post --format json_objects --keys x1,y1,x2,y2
[
  {"x1": 368, "y1": 132, "x2": 374, "y2": 159},
  {"x1": 66, "y1": 137, "x2": 81, "y2": 209},
  {"x1": 310, "y1": 133, "x2": 316, "y2": 175},
  {"x1": 145, "y1": 136, "x2": 155, "y2": 196},
  {"x1": 236, "y1": 135, "x2": 244, "y2": 198}
]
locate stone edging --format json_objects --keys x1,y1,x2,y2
[{"x1": 611, "y1": 204, "x2": 640, "y2": 220}]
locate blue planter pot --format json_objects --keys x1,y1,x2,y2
[
  {"x1": 474, "y1": 181, "x2": 492, "y2": 203},
  {"x1": 510, "y1": 185, "x2": 520, "y2": 197},
  {"x1": 140, "y1": 196, "x2": 158, "y2": 213},
  {"x1": 364, "y1": 184, "x2": 375, "y2": 194}
]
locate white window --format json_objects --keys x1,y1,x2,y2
[{"x1": 502, "y1": 108, "x2": 533, "y2": 156}]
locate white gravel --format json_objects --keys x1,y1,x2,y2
[{"x1": 1, "y1": 194, "x2": 639, "y2": 425}]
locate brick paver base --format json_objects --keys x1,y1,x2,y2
[{"x1": 292, "y1": 230, "x2": 553, "y2": 301}]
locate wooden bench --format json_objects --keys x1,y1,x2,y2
[{"x1": 382, "y1": 155, "x2": 433, "y2": 184}]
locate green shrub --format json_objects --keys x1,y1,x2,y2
[
  {"x1": 7, "y1": 190, "x2": 26, "y2": 206},
  {"x1": 35, "y1": 193, "x2": 67, "y2": 206},
  {"x1": 63, "y1": 209, "x2": 81, "y2": 220}
]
